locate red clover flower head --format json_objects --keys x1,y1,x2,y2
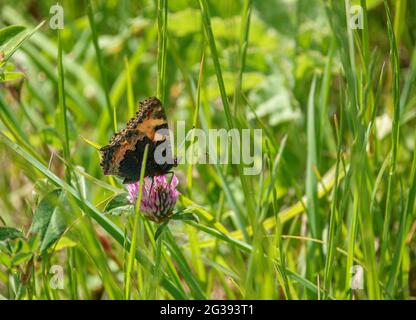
[{"x1": 126, "y1": 175, "x2": 179, "y2": 223}]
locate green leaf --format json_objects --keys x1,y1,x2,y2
[
  {"x1": 54, "y1": 236, "x2": 77, "y2": 251},
  {"x1": 30, "y1": 189, "x2": 67, "y2": 254},
  {"x1": 11, "y1": 252, "x2": 32, "y2": 266},
  {"x1": 107, "y1": 205, "x2": 134, "y2": 216},
  {"x1": 171, "y1": 212, "x2": 199, "y2": 223},
  {"x1": 0, "y1": 25, "x2": 26, "y2": 47},
  {"x1": 154, "y1": 221, "x2": 169, "y2": 241},
  {"x1": 0, "y1": 71, "x2": 25, "y2": 82},
  {"x1": 104, "y1": 193, "x2": 134, "y2": 216},
  {"x1": 0, "y1": 252, "x2": 12, "y2": 268},
  {"x1": 0, "y1": 227, "x2": 24, "y2": 241},
  {"x1": 2, "y1": 20, "x2": 45, "y2": 63},
  {"x1": 104, "y1": 193, "x2": 129, "y2": 211}
]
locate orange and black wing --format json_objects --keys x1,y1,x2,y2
[{"x1": 100, "y1": 97, "x2": 176, "y2": 184}]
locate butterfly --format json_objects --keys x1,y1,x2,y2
[{"x1": 100, "y1": 97, "x2": 176, "y2": 184}]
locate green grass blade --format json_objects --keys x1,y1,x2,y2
[
  {"x1": 157, "y1": 0, "x2": 168, "y2": 104},
  {"x1": 57, "y1": 29, "x2": 71, "y2": 183},
  {"x1": 381, "y1": 0, "x2": 401, "y2": 263},
  {"x1": 87, "y1": 0, "x2": 116, "y2": 132},
  {"x1": 124, "y1": 144, "x2": 148, "y2": 299}
]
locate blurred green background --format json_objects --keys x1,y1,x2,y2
[{"x1": 0, "y1": 0, "x2": 415, "y2": 300}]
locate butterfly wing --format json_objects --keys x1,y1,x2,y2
[{"x1": 100, "y1": 97, "x2": 176, "y2": 183}]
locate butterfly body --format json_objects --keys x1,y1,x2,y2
[{"x1": 100, "y1": 97, "x2": 176, "y2": 184}]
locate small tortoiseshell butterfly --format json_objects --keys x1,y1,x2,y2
[{"x1": 100, "y1": 97, "x2": 176, "y2": 184}]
